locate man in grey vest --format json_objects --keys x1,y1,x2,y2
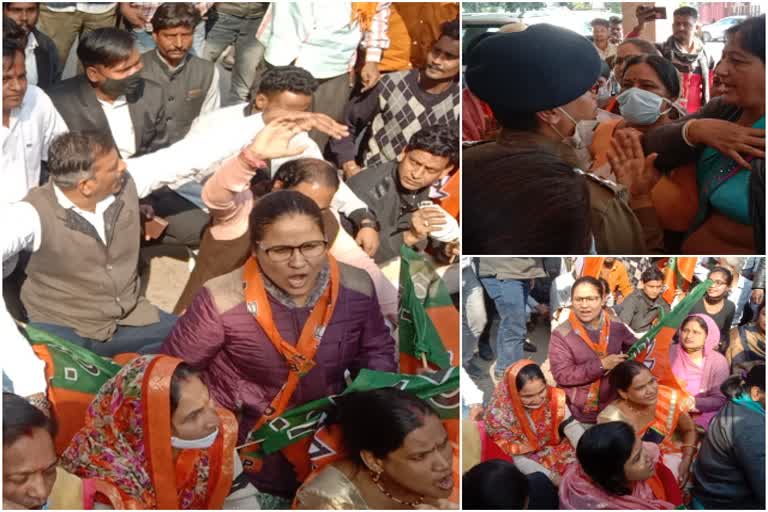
[{"x1": 139, "y1": 2, "x2": 220, "y2": 249}]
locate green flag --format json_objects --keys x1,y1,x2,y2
[
  {"x1": 626, "y1": 279, "x2": 713, "y2": 360},
  {"x1": 243, "y1": 367, "x2": 459, "y2": 456},
  {"x1": 24, "y1": 324, "x2": 121, "y2": 395},
  {"x1": 398, "y1": 245, "x2": 456, "y2": 369}
]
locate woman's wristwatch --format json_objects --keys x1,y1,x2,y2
[{"x1": 358, "y1": 219, "x2": 380, "y2": 232}]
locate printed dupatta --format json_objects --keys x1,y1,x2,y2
[
  {"x1": 483, "y1": 359, "x2": 573, "y2": 473},
  {"x1": 60, "y1": 355, "x2": 237, "y2": 509}
]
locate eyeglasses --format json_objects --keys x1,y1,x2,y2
[
  {"x1": 257, "y1": 240, "x2": 327, "y2": 262},
  {"x1": 573, "y1": 296, "x2": 601, "y2": 305},
  {"x1": 710, "y1": 279, "x2": 729, "y2": 287}
]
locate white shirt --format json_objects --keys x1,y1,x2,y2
[
  {"x1": 258, "y1": 2, "x2": 361, "y2": 79},
  {"x1": 1, "y1": 85, "x2": 69, "y2": 204},
  {"x1": 24, "y1": 31, "x2": 39, "y2": 86},
  {"x1": 53, "y1": 184, "x2": 115, "y2": 244},
  {"x1": 132, "y1": 104, "x2": 369, "y2": 216},
  {"x1": 44, "y1": 3, "x2": 116, "y2": 14},
  {"x1": 97, "y1": 95, "x2": 136, "y2": 158},
  {"x1": 1, "y1": 145, "x2": 206, "y2": 266},
  {"x1": 2, "y1": 291, "x2": 47, "y2": 397}
]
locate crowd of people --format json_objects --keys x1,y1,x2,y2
[
  {"x1": 462, "y1": 256, "x2": 765, "y2": 509},
  {"x1": 463, "y1": 7, "x2": 765, "y2": 255},
  {"x1": 2, "y1": 2, "x2": 461, "y2": 509}
]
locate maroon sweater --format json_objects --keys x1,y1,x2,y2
[
  {"x1": 162, "y1": 263, "x2": 396, "y2": 496},
  {"x1": 548, "y1": 315, "x2": 637, "y2": 423}
]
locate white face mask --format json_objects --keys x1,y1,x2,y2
[
  {"x1": 617, "y1": 87, "x2": 681, "y2": 126},
  {"x1": 171, "y1": 428, "x2": 219, "y2": 450},
  {"x1": 554, "y1": 107, "x2": 597, "y2": 165}
]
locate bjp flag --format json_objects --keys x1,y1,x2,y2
[
  {"x1": 626, "y1": 279, "x2": 712, "y2": 398},
  {"x1": 658, "y1": 257, "x2": 698, "y2": 304},
  {"x1": 25, "y1": 325, "x2": 122, "y2": 454},
  {"x1": 580, "y1": 257, "x2": 605, "y2": 278},
  {"x1": 398, "y1": 245, "x2": 459, "y2": 374}
]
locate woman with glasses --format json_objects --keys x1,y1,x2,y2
[
  {"x1": 161, "y1": 189, "x2": 397, "y2": 507},
  {"x1": 548, "y1": 276, "x2": 638, "y2": 425},
  {"x1": 689, "y1": 266, "x2": 737, "y2": 350}
]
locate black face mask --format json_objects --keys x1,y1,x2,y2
[{"x1": 100, "y1": 72, "x2": 143, "y2": 98}]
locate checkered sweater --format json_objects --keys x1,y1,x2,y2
[{"x1": 330, "y1": 69, "x2": 460, "y2": 167}]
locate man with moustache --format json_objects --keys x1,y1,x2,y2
[
  {"x1": 659, "y1": 6, "x2": 714, "y2": 113},
  {"x1": 548, "y1": 276, "x2": 637, "y2": 424},
  {"x1": 330, "y1": 19, "x2": 460, "y2": 177},
  {"x1": 346, "y1": 124, "x2": 457, "y2": 264},
  {"x1": 2, "y1": 3, "x2": 61, "y2": 90}
]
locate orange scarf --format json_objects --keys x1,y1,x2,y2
[
  {"x1": 568, "y1": 311, "x2": 610, "y2": 415},
  {"x1": 242, "y1": 255, "x2": 340, "y2": 431}
]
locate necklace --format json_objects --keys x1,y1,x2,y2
[{"x1": 371, "y1": 471, "x2": 425, "y2": 508}]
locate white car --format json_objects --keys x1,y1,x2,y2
[{"x1": 701, "y1": 16, "x2": 747, "y2": 42}]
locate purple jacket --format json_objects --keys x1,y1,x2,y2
[
  {"x1": 548, "y1": 315, "x2": 637, "y2": 423},
  {"x1": 161, "y1": 263, "x2": 396, "y2": 496}
]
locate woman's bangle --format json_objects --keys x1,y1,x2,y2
[
  {"x1": 681, "y1": 443, "x2": 697, "y2": 453},
  {"x1": 681, "y1": 120, "x2": 697, "y2": 148}
]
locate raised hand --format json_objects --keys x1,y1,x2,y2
[{"x1": 247, "y1": 113, "x2": 349, "y2": 160}]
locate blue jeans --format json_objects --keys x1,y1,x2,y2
[
  {"x1": 203, "y1": 12, "x2": 265, "y2": 105},
  {"x1": 480, "y1": 277, "x2": 529, "y2": 378},
  {"x1": 132, "y1": 21, "x2": 206, "y2": 55},
  {"x1": 462, "y1": 264, "x2": 487, "y2": 367},
  {"x1": 29, "y1": 310, "x2": 177, "y2": 357}
]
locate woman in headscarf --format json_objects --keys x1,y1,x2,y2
[
  {"x1": 727, "y1": 301, "x2": 765, "y2": 374},
  {"x1": 482, "y1": 360, "x2": 584, "y2": 485},
  {"x1": 559, "y1": 421, "x2": 681, "y2": 509},
  {"x1": 671, "y1": 314, "x2": 729, "y2": 428},
  {"x1": 59, "y1": 355, "x2": 240, "y2": 509}
]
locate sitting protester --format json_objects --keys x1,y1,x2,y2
[
  {"x1": 689, "y1": 266, "x2": 737, "y2": 349},
  {"x1": 173, "y1": 116, "x2": 397, "y2": 321},
  {"x1": 598, "y1": 361, "x2": 698, "y2": 482},
  {"x1": 671, "y1": 314, "x2": 729, "y2": 428},
  {"x1": 294, "y1": 388, "x2": 456, "y2": 509},
  {"x1": 482, "y1": 360, "x2": 584, "y2": 484},
  {"x1": 162, "y1": 190, "x2": 397, "y2": 504},
  {"x1": 727, "y1": 301, "x2": 765, "y2": 374},
  {"x1": 462, "y1": 459, "x2": 558, "y2": 510},
  {"x1": 548, "y1": 276, "x2": 637, "y2": 424},
  {"x1": 617, "y1": 267, "x2": 670, "y2": 334},
  {"x1": 2, "y1": 131, "x2": 210, "y2": 356},
  {"x1": 3, "y1": 392, "x2": 123, "y2": 510},
  {"x1": 346, "y1": 123, "x2": 459, "y2": 264},
  {"x1": 559, "y1": 421, "x2": 679, "y2": 509},
  {"x1": 60, "y1": 355, "x2": 253, "y2": 510},
  {"x1": 691, "y1": 364, "x2": 765, "y2": 510}
]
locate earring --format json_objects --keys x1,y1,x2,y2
[{"x1": 371, "y1": 469, "x2": 382, "y2": 483}]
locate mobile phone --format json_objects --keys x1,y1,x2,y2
[
  {"x1": 651, "y1": 7, "x2": 667, "y2": 20},
  {"x1": 143, "y1": 216, "x2": 169, "y2": 240}
]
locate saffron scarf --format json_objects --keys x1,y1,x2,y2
[
  {"x1": 60, "y1": 355, "x2": 237, "y2": 509},
  {"x1": 568, "y1": 310, "x2": 610, "y2": 415},
  {"x1": 483, "y1": 359, "x2": 573, "y2": 474},
  {"x1": 241, "y1": 255, "x2": 340, "y2": 434}
]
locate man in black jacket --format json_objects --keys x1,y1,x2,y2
[
  {"x1": 47, "y1": 27, "x2": 169, "y2": 159},
  {"x1": 346, "y1": 123, "x2": 457, "y2": 264},
  {"x1": 3, "y1": 3, "x2": 61, "y2": 90}
]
